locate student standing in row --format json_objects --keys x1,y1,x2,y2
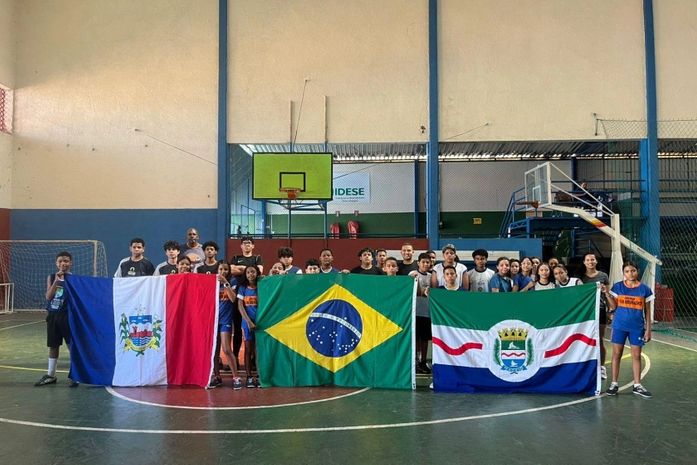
[
  {"x1": 414, "y1": 253, "x2": 434, "y2": 374},
  {"x1": 196, "y1": 241, "x2": 221, "y2": 274},
  {"x1": 534, "y1": 263, "x2": 555, "y2": 291},
  {"x1": 114, "y1": 238, "x2": 155, "y2": 277},
  {"x1": 35, "y1": 251, "x2": 77, "y2": 387},
  {"x1": 605, "y1": 261, "x2": 654, "y2": 398},
  {"x1": 431, "y1": 244, "x2": 468, "y2": 290},
  {"x1": 238, "y1": 265, "x2": 261, "y2": 388},
  {"x1": 580, "y1": 253, "x2": 611, "y2": 379},
  {"x1": 154, "y1": 240, "x2": 180, "y2": 275},
  {"x1": 397, "y1": 243, "x2": 418, "y2": 276},
  {"x1": 467, "y1": 249, "x2": 495, "y2": 292},
  {"x1": 351, "y1": 248, "x2": 385, "y2": 275},
  {"x1": 230, "y1": 236, "x2": 263, "y2": 363},
  {"x1": 489, "y1": 257, "x2": 513, "y2": 292}
]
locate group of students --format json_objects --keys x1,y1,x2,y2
[{"x1": 34, "y1": 234, "x2": 655, "y2": 398}]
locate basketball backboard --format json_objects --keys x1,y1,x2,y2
[
  {"x1": 252, "y1": 153, "x2": 333, "y2": 200},
  {"x1": 524, "y1": 163, "x2": 552, "y2": 208}
]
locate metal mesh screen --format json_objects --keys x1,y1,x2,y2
[
  {"x1": 0, "y1": 86, "x2": 12, "y2": 134},
  {"x1": 589, "y1": 120, "x2": 697, "y2": 329}
]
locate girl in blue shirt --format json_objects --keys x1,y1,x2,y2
[
  {"x1": 237, "y1": 265, "x2": 260, "y2": 388},
  {"x1": 489, "y1": 257, "x2": 513, "y2": 293},
  {"x1": 605, "y1": 261, "x2": 654, "y2": 398}
]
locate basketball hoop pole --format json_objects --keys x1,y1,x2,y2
[
  {"x1": 279, "y1": 188, "x2": 300, "y2": 239},
  {"x1": 524, "y1": 162, "x2": 661, "y2": 315}
]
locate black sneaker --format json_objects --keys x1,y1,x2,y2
[
  {"x1": 633, "y1": 385, "x2": 652, "y2": 398},
  {"x1": 34, "y1": 375, "x2": 57, "y2": 386},
  {"x1": 605, "y1": 383, "x2": 619, "y2": 396},
  {"x1": 246, "y1": 377, "x2": 255, "y2": 388},
  {"x1": 207, "y1": 376, "x2": 222, "y2": 389},
  {"x1": 418, "y1": 362, "x2": 432, "y2": 374},
  {"x1": 68, "y1": 378, "x2": 79, "y2": 388}
]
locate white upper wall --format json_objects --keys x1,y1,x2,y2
[
  {"x1": 12, "y1": 0, "x2": 218, "y2": 209},
  {"x1": 228, "y1": 0, "x2": 430, "y2": 144},
  {"x1": 0, "y1": 0, "x2": 16, "y2": 87},
  {"x1": 229, "y1": 0, "x2": 653, "y2": 144},
  {"x1": 655, "y1": 0, "x2": 697, "y2": 122},
  {"x1": 439, "y1": 0, "x2": 646, "y2": 142},
  {"x1": 0, "y1": 0, "x2": 16, "y2": 208}
]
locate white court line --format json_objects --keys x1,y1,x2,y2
[
  {"x1": 651, "y1": 336, "x2": 697, "y2": 354},
  {"x1": 0, "y1": 365, "x2": 69, "y2": 373},
  {"x1": 9, "y1": 322, "x2": 697, "y2": 435},
  {"x1": 0, "y1": 354, "x2": 650, "y2": 435},
  {"x1": 105, "y1": 386, "x2": 371, "y2": 410},
  {"x1": 0, "y1": 321, "x2": 43, "y2": 331}
]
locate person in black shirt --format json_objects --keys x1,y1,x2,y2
[
  {"x1": 35, "y1": 251, "x2": 76, "y2": 387},
  {"x1": 114, "y1": 238, "x2": 155, "y2": 278},
  {"x1": 229, "y1": 236, "x2": 263, "y2": 362},
  {"x1": 350, "y1": 248, "x2": 385, "y2": 275},
  {"x1": 197, "y1": 241, "x2": 221, "y2": 274},
  {"x1": 154, "y1": 240, "x2": 180, "y2": 275},
  {"x1": 397, "y1": 242, "x2": 419, "y2": 275},
  {"x1": 230, "y1": 236, "x2": 264, "y2": 276}
]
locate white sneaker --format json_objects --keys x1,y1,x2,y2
[
  {"x1": 600, "y1": 366, "x2": 607, "y2": 380},
  {"x1": 429, "y1": 382, "x2": 434, "y2": 390}
]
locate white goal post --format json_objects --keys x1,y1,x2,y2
[{"x1": 0, "y1": 240, "x2": 109, "y2": 311}]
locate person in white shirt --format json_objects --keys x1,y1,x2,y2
[
  {"x1": 467, "y1": 248, "x2": 495, "y2": 292},
  {"x1": 431, "y1": 244, "x2": 468, "y2": 290}
]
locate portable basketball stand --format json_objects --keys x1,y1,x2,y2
[{"x1": 524, "y1": 162, "x2": 662, "y2": 321}]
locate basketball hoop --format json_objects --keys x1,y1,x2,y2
[
  {"x1": 279, "y1": 187, "x2": 300, "y2": 201},
  {"x1": 516, "y1": 200, "x2": 540, "y2": 209}
]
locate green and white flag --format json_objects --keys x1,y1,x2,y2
[{"x1": 430, "y1": 284, "x2": 600, "y2": 395}]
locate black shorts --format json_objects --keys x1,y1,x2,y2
[
  {"x1": 416, "y1": 316, "x2": 432, "y2": 341},
  {"x1": 600, "y1": 306, "x2": 608, "y2": 325},
  {"x1": 46, "y1": 311, "x2": 71, "y2": 347}
]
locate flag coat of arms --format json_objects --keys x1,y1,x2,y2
[
  {"x1": 257, "y1": 274, "x2": 414, "y2": 389},
  {"x1": 430, "y1": 284, "x2": 600, "y2": 395},
  {"x1": 65, "y1": 274, "x2": 219, "y2": 388}
]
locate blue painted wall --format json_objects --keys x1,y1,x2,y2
[{"x1": 11, "y1": 209, "x2": 217, "y2": 274}]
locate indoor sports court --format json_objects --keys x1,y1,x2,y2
[
  {"x1": 1, "y1": 312, "x2": 697, "y2": 463},
  {"x1": 1, "y1": 0, "x2": 697, "y2": 463}
]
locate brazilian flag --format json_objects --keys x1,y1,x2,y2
[{"x1": 257, "y1": 273, "x2": 414, "y2": 389}]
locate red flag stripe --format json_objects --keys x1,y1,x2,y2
[
  {"x1": 165, "y1": 274, "x2": 218, "y2": 387},
  {"x1": 544, "y1": 333, "x2": 596, "y2": 358},
  {"x1": 432, "y1": 337, "x2": 483, "y2": 355}
]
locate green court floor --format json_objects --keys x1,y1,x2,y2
[{"x1": 1, "y1": 312, "x2": 696, "y2": 465}]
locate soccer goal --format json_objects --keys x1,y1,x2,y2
[{"x1": 0, "y1": 240, "x2": 109, "y2": 312}]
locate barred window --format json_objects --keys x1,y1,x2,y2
[{"x1": 0, "y1": 84, "x2": 13, "y2": 134}]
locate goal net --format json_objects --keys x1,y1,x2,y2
[{"x1": 0, "y1": 240, "x2": 109, "y2": 312}]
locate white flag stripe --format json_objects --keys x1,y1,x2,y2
[
  {"x1": 112, "y1": 276, "x2": 169, "y2": 386},
  {"x1": 432, "y1": 326, "x2": 489, "y2": 367},
  {"x1": 432, "y1": 320, "x2": 598, "y2": 369}
]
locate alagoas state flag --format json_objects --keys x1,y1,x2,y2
[
  {"x1": 430, "y1": 284, "x2": 600, "y2": 395},
  {"x1": 65, "y1": 274, "x2": 218, "y2": 388},
  {"x1": 257, "y1": 274, "x2": 415, "y2": 389}
]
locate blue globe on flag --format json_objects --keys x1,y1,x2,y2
[{"x1": 306, "y1": 299, "x2": 363, "y2": 357}]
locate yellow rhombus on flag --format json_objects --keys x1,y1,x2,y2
[{"x1": 265, "y1": 284, "x2": 402, "y2": 373}]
